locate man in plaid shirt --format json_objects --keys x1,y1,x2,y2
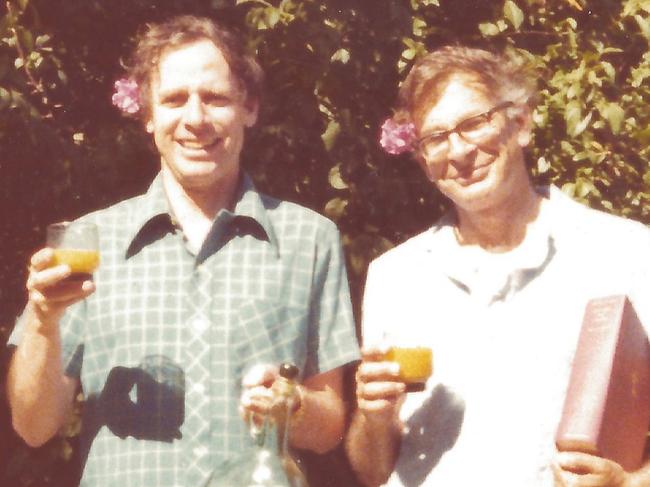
[{"x1": 6, "y1": 15, "x2": 360, "y2": 486}]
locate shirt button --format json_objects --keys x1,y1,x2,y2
[
  {"x1": 193, "y1": 446, "x2": 208, "y2": 458},
  {"x1": 191, "y1": 317, "x2": 210, "y2": 333}
]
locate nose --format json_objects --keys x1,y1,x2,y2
[
  {"x1": 182, "y1": 95, "x2": 206, "y2": 127},
  {"x1": 446, "y1": 132, "x2": 475, "y2": 166}
]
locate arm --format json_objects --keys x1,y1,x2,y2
[
  {"x1": 553, "y1": 452, "x2": 650, "y2": 487},
  {"x1": 6, "y1": 248, "x2": 91, "y2": 447},
  {"x1": 288, "y1": 366, "x2": 346, "y2": 453},
  {"x1": 240, "y1": 365, "x2": 348, "y2": 454},
  {"x1": 345, "y1": 348, "x2": 405, "y2": 487}
]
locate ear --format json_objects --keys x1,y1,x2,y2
[
  {"x1": 415, "y1": 154, "x2": 442, "y2": 183},
  {"x1": 512, "y1": 104, "x2": 533, "y2": 148},
  {"x1": 243, "y1": 97, "x2": 259, "y2": 128}
]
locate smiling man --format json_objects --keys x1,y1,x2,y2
[
  {"x1": 6, "y1": 16, "x2": 359, "y2": 487},
  {"x1": 346, "y1": 46, "x2": 650, "y2": 487}
]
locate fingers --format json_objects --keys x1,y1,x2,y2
[
  {"x1": 26, "y1": 248, "x2": 96, "y2": 323},
  {"x1": 355, "y1": 356, "x2": 405, "y2": 421},
  {"x1": 357, "y1": 359, "x2": 400, "y2": 383},
  {"x1": 242, "y1": 364, "x2": 279, "y2": 388},
  {"x1": 29, "y1": 247, "x2": 56, "y2": 271},
  {"x1": 360, "y1": 346, "x2": 390, "y2": 362},
  {"x1": 239, "y1": 364, "x2": 281, "y2": 429},
  {"x1": 552, "y1": 452, "x2": 626, "y2": 487}
]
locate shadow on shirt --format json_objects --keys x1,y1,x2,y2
[
  {"x1": 395, "y1": 383, "x2": 465, "y2": 486},
  {"x1": 83, "y1": 355, "x2": 185, "y2": 449}
]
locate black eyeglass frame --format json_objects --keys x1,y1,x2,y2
[{"x1": 415, "y1": 101, "x2": 515, "y2": 154}]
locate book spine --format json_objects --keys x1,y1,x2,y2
[{"x1": 555, "y1": 296, "x2": 624, "y2": 453}]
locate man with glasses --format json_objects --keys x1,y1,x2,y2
[{"x1": 346, "y1": 46, "x2": 650, "y2": 486}]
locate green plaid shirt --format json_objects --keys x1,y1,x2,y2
[{"x1": 11, "y1": 173, "x2": 359, "y2": 487}]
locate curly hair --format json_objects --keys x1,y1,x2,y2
[
  {"x1": 396, "y1": 46, "x2": 537, "y2": 127},
  {"x1": 125, "y1": 15, "x2": 264, "y2": 121}
]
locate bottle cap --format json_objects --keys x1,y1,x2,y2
[{"x1": 279, "y1": 363, "x2": 299, "y2": 380}]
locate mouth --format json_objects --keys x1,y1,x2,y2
[
  {"x1": 453, "y1": 161, "x2": 492, "y2": 186},
  {"x1": 176, "y1": 138, "x2": 222, "y2": 154}
]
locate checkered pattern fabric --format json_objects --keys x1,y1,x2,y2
[{"x1": 10, "y1": 173, "x2": 359, "y2": 487}]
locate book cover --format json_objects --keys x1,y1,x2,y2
[{"x1": 555, "y1": 295, "x2": 650, "y2": 471}]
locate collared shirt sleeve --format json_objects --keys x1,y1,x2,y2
[
  {"x1": 7, "y1": 298, "x2": 85, "y2": 379},
  {"x1": 305, "y1": 222, "x2": 360, "y2": 378}
]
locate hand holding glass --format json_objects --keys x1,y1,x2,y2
[
  {"x1": 383, "y1": 346, "x2": 433, "y2": 393},
  {"x1": 46, "y1": 221, "x2": 100, "y2": 281}
]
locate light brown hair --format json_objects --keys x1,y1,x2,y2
[
  {"x1": 396, "y1": 46, "x2": 537, "y2": 127},
  {"x1": 126, "y1": 15, "x2": 264, "y2": 121}
]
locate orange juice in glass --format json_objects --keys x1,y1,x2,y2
[
  {"x1": 384, "y1": 346, "x2": 433, "y2": 392},
  {"x1": 47, "y1": 222, "x2": 100, "y2": 281}
]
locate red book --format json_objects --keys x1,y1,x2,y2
[{"x1": 556, "y1": 295, "x2": 650, "y2": 471}]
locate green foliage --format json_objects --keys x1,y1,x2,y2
[{"x1": 1, "y1": 0, "x2": 650, "y2": 485}]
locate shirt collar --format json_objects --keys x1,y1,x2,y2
[
  {"x1": 423, "y1": 188, "x2": 556, "y2": 303},
  {"x1": 126, "y1": 172, "x2": 279, "y2": 258}
]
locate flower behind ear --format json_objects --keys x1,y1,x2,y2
[
  {"x1": 379, "y1": 118, "x2": 416, "y2": 155},
  {"x1": 112, "y1": 78, "x2": 140, "y2": 115}
]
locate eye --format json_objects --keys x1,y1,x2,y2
[
  {"x1": 202, "y1": 92, "x2": 231, "y2": 107},
  {"x1": 419, "y1": 133, "x2": 448, "y2": 153},
  {"x1": 159, "y1": 92, "x2": 187, "y2": 108},
  {"x1": 457, "y1": 115, "x2": 490, "y2": 135}
]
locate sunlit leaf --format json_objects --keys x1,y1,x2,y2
[
  {"x1": 330, "y1": 48, "x2": 350, "y2": 64},
  {"x1": 504, "y1": 1, "x2": 524, "y2": 30},
  {"x1": 478, "y1": 22, "x2": 500, "y2": 36},
  {"x1": 328, "y1": 165, "x2": 348, "y2": 190},
  {"x1": 600, "y1": 102, "x2": 625, "y2": 134},
  {"x1": 321, "y1": 120, "x2": 341, "y2": 151}
]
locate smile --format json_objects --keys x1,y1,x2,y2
[
  {"x1": 177, "y1": 138, "x2": 221, "y2": 151},
  {"x1": 453, "y1": 161, "x2": 492, "y2": 186}
]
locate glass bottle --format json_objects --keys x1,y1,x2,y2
[{"x1": 214, "y1": 363, "x2": 309, "y2": 487}]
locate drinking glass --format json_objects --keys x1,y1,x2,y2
[
  {"x1": 384, "y1": 346, "x2": 433, "y2": 392},
  {"x1": 46, "y1": 221, "x2": 100, "y2": 281}
]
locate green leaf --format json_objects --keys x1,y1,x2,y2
[
  {"x1": 564, "y1": 100, "x2": 582, "y2": 136},
  {"x1": 635, "y1": 14, "x2": 650, "y2": 41},
  {"x1": 321, "y1": 120, "x2": 341, "y2": 151},
  {"x1": 601, "y1": 102, "x2": 625, "y2": 134},
  {"x1": 601, "y1": 61, "x2": 616, "y2": 83},
  {"x1": 478, "y1": 22, "x2": 500, "y2": 36},
  {"x1": 328, "y1": 165, "x2": 348, "y2": 190},
  {"x1": 330, "y1": 48, "x2": 350, "y2": 64},
  {"x1": 0, "y1": 86, "x2": 11, "y2": 110},
  {"x1": 412, "y1": 17, "x2": 427, "y2": 37},
  {"x1": 324, "y1": 197, "x2": 347, "y2": 220},
  {"x1": 644, "y1": 170, "x2": 650, "y2": 187},
  {"x1": 503, "y1": 1, "x2": 524, "y2": 30}
]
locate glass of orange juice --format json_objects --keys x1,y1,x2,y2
[
  {"x1": 47, "y1": 221, "x2": 100, "y2": 281},
  {"x1": 384, "y1": 346, "x2": 433, "y2": 393}
]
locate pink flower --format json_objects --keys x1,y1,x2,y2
[
  {"x1": 111, "y1": 78, "x2": 140, "y2": 114},
  {"x1": 379, "y1": 118, "x2": 417, "y2": 155}
]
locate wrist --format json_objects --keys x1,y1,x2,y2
[
  {"x1": 290, "y1": 384, "x2": 306, "y2": 426},
  {"x1": 26, "y1": 300, "x2": 62, "y2": 334}
]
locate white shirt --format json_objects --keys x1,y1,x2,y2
[{"x1": 362, "y1": 187, "x2": 650, "y2": 487}]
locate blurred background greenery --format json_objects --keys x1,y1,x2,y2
[{"x1": 1, "y1": 0, "x2": 649, "y2": 485}]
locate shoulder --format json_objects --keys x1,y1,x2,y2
[
  {"x1": 369, "y1": 223, "x2": 446, "y2": 276},
  {"x1": 77, "y1": 193, "x2": 145, "y2": 227},
  {"x1": 258, "y1": 191, "x2": 341, "y2": 241},
  {"x1": 548, "y1": 187, "x2": 650, "y2": 251}
]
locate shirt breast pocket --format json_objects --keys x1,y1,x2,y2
[{"x1": 231, "y1": 299, "x2": 310, "y2": 379}]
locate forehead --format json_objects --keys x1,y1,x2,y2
[
  {"x1": 154, "y1": 39, "x2": 239, "y2": 92},
  {"x1": 419, "y1": 75, "x2": 496, "y2": 131}
]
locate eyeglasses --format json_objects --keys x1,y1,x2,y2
[{"x1": 416, "y1": 101, "x2": 514, "y2": 158}]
